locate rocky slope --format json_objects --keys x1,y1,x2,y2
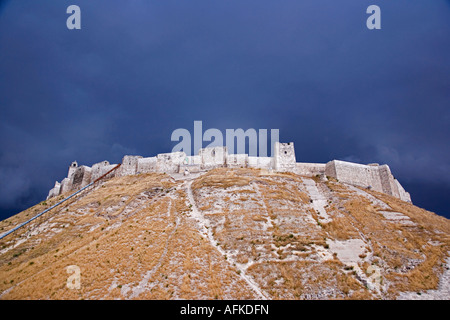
[{"x1": 0, "y1": 168, "x2": 449, "y2": 299}]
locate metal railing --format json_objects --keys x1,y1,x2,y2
[{"x1": 0, "y1": 163, "x2": 121, "y2": 240}]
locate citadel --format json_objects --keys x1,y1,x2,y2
[{"x1": 47, "y1": 142, "x2": 411, "y2": 203}]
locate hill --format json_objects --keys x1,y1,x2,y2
[{"x1": 1, "y1": 168, "x2": 449, "y2": 299}]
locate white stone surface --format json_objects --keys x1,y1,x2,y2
[
  {"x1": 137, "y1": 156, "x2": 157, "y2": 173},
  {"x1": 295, "y1": 163, "x2": 326, "y2": 176},
  {"x1": 326, "y1": 238, "x2": 366, "y2": 265},
  {"x1": 91, "y1": 160, "x2": 112, "y2": 181},
  {"x1": 397, "y1": 253, "x2": 450, "y2": 300},
  {"x1": 325, "y1": 160, "x2": 410, "y2": 203},
  {"x1": 395, "y1": 179, "x2": 412, "y2": 203},
  {"x1": 303, "y1": 177, "x2": 331, "y2": 223},
  {"x1": 227, "y1": 154, "x2": 248, "y2": 168},
  {"x1": 274, "y1": 142, "x2": 296, "y2": 171},
  {"x1": 118, "y1": 155, "x2": 142, "y2": 176},
  {"x1": 199, "y1": 146, "x2": 227, "y2": 168},
  {"x1": 379, "y1": 211, "x2": 416, "y2": 226},
  {"x1": 247, "y1": 156, "x2": 273, "y2": 169}
]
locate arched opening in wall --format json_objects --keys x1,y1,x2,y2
[{"x1": 212, "y1": 150, "x2": 216, "y2": 157}]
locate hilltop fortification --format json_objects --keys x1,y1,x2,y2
[
  {"x1": 3, "y1": 146, "x2": 449, "y2": 300},
  {"x1": 47, "y1": 142, "x2": 411, "y2": 203}
]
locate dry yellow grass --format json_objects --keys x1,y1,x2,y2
[
  {"x1": 1, "y1": 168, "x2": 449, "y2": 300},
  {"x1": 247, "y1": 259, "x2": 370, "y2": 300},
  {"x1": 322, "y1": 182, "x2": 450, "y2": 298},
  {"x1": 0, "y1": 172, "x2": 261, "y2": 300}
]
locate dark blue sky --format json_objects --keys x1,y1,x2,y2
[{"x1": 0, "y1": 0, "x2": 449, "y2": 219}]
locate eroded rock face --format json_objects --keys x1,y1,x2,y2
[{"x1": 2, "y1": 168, "x2": 449, "y2": 300}]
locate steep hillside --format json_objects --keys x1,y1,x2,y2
[{"x1": 1, "y1": 168, "x2": 449, "y2": 300}]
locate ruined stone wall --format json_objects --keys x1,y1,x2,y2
[
  {"x1": 325, "y1": 160, "x2": 384, "y2": 192},
  {"x1": 137, "y1": 157, "x2": 157, "y2": 173},
  {"x1": 156, "y1": 152, "x2": 185, "y2": 173},
  {"x1": 324, "y1": 160, "x2": 410, "y2": 203},
  {"x1": 258, "y1": 157, "x2": 273, "y2": 169},
  {"x1": 295, "y1": 163, "x2": 326, "y2": 176},
  {"x1": 324, "y1": 160, "x2": 337, "y2": 178},
  {"x1": 186, "y1": 155, "x2": 202, "y2": 165},
  {"x1": 46, "y1": 142, "x2": 412, "y2": 204},
  {"x1": 395, "y1": 180, "x2": 412, "y2": 203},
  {"x1": 59, "y1": 177, "x2": 72, "y2": 195},
  {"x1": 179, "y1": 164, "x2": 201, "y2": 173},
  {"x1": 247, "y1": 156, "x2": 273, "y2": 169},
  {"x1": 91, "y1": 161, "x2": 117, "y2": 181},
  {"x1": 227, "y1": 154, "x2": 248, "y2": 168},
  {"x1": 91, "y1": 161, "x2": 110, "y2": 181},
  {"x1": 71, "y1": 166, "x2": 92, "y2": 190},
  {"x1": 46, "y1": 181, "x2": 61, "y2": 200},
  {"x1": 118, "y1": 155, "x2": 142, "y2": 176},
  {"x1": 378, "y1": 165, "x2": 400, "y2": 197},
  {"x1": 199, "y1": 147, "x2": 227, "y2": 169}
]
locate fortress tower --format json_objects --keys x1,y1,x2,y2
[
  {"x1": 199, "y1": 146, "x2": 227, "y2": 169},
  {"x1": 68, "y1": 161, "x2": 78, "y2": 179},
  {"x1": 274, "y1": 142, "x2": 296, "y2": 172}
]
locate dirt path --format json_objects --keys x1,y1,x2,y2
[{"x1": 185, "y1": 180, "x2": 269, "y2": 300}]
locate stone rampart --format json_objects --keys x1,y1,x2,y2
[
  {"x1": 228, "y1": 154, "x2": 248, "y2": 168},
  {"x1": 71, "y1": 166, "x2": 92, "y2": 190},
  {"x1": 118, "y1": 155, "x2": 142, "y2": 177},
  {"x1": 324, "y1": 160, "x2": 411, "y2": 203},
  {"x1": 47, "y1": 142, "x2": 412, "y2": 204},
  {"x1": 274, "y1": 142, "x2": 296, "y2": 171},
  {"x1": 137, "y1": 157, "x2": 157, "y2": 173},
  {"x1": 295, "y1": 163, "x2": 326, "y2": 176}
]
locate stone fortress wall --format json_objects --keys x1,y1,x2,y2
[{"x1": 47, "y1": 142, "x2": 412, "y2": 203}]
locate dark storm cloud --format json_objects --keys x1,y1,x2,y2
[{"x1": 0, "y1": 0, "x2": 449, "y2": 218}]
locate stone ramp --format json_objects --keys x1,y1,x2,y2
[{"x1": 302, "y1": 178, "x2": 331, "y2": 223}]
